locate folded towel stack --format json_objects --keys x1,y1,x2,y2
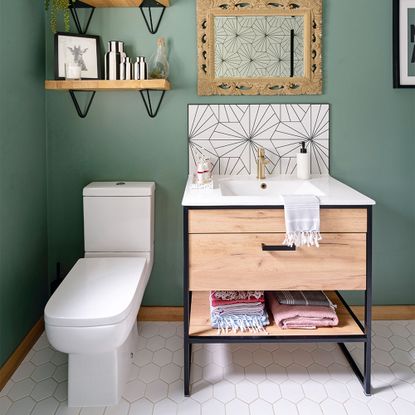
[
  {"x1": 210, "y1": 291, "x2": 269, "y2": 334},
  {"x1": 267, "y1": 291, "x2": 338, "y2": 330}
]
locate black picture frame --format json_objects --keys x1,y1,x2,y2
[
  {"x1": 393, "y1": 0, "x2": 415, "y2": 88},
  {"x1": 54, "y1": 32, "x2": 102, "y2": 80}
]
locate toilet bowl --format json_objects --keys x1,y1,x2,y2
[{"x1": 44, "y1": 182, "x2": 155, "y2": 407}]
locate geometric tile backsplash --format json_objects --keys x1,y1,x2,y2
[{"x1": 188, "y1": 104, "x2": 329, "y2": 176}]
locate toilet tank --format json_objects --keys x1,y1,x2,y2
[{"x1": 83, "y1": 182, "x2": 155, "y2": 254}]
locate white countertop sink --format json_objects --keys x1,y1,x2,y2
[{"x1": 182, "y1": 175, "x2": 375, "y2": 206}]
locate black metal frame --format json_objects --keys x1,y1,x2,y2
[
  {"x1": 139, "y1": 89, "x2": 166, "y2": 118},
  {"x1": 69, "y1": 90, "x2": 96, "y2": 118},
  {"x1": 139, "y1": 1, "x2": 167, "y2": 35},
  {"x1": 70, "y1": 2, "x2": 95, "y2": 34},
  {"x1": 393, "y1": 0, "x2": 415, "y2": 88},
  {"x1": 183, "y1": 205, "x2": 373, "y2": 396},
  {"x1": 67, "y1": 89, "x2": 166, "y2": 118}
]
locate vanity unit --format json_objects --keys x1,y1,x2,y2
[{"x1": 182, "y1": 175, "x2": 375, "y2": 396}]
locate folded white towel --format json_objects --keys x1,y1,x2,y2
[{"x1": 282, "y1": 194, "x2": 322, "y2": 247}]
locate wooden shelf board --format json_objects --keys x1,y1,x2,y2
[
  {"x1": 189, "y1": 291, "x2": 364, "y2": 337},
  {"x1": 81, "y1": 0, "x2": 169, "y2": 7},
  {"x1": 45, "y1": 79, "x2": 170, "y2": 91}
]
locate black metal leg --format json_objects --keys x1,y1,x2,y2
[
  {"x1": 184, "y1": 340, "x2": 191, "y2": 396},
  {"x1": 364, "y1": 206, "x2": 373, "y2": 395},
  {"x1": 70, "y1": 5, "x2": 95, "y2": 34},
  {"x1": 139, "y1": 90, "x2": 166, "y2": 118},
  {"x1": 69, "y1": 90, "x2": 96, "y2": 118},
  {"x1": 139, "y1": 6, "x2": 166, "y2": 34}
]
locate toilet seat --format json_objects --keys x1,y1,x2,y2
[{"x1": 45, "y1": 257, "x2": 147, "y2": 328}]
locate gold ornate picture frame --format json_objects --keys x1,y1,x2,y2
[{"x1": 197, "y1": 0, "x2": 323, "y2": 95}]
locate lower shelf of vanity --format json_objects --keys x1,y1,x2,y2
[{"x1": 188, "y1": 291, "x2": 365, "y2": 338}]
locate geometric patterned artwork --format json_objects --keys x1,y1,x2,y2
[
  {"x1": 215, "y1": 16, "x2": 304, "y2": 78},
  {"x1": 188, "y1": 104, "x2": 329, "y2": 176}
]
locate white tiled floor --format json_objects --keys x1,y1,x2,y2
[{"x1": 1, "y1": 321, "x2": 414, "y2": 415}]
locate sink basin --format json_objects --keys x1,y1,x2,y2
[{"x1": 219, "y1": 178, "x2": 326, "y2": 197}]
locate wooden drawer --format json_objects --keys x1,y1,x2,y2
[
  {"x1": 189, "y1": 233, "x2": 366, "y2": 291},
  {"x1": 188, "y1": 209, "x2": 367, "y2": 234}
]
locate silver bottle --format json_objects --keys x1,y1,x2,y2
[
  {"x1": 120, "y1": 57, "x2": 133, "y2": 80},
  {"x1": 133, "y1": 56, "x2": 148, "y2": 80},
  {"x1": 105, "y1": 41, "x2": 121, "y2": 80},
  {"x1": 117, "y1": 41, "x2": 126, "y2": 62}
]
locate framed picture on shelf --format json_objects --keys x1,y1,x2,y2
[
  {"x1": 54, "y1": 32, "x2": 101, "y2": 80},
  {"x1": 393, "y1": 0, "x2": 415, "y2": 87}
]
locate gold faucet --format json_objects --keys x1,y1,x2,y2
[{"x1": 256, "y1": 147, "x2": 269, "y2": 180}]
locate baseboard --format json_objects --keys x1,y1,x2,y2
[
  {"x1": 138, "y1": 306, "x2": 183, "y2": 321},
  {"x1": 351, "y1": 305, "x2": 415, "y2": 321},
  {"x1": 138, "y1": 305, "x2": 415, "y2": 322},
  {"x1": 0, "y1": 318, "x2": 44, "y2": 391}
]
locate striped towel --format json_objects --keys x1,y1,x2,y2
[
  {"x1": 274, "y1": 291, "x2": 336, "y2": 308},
  {"x1": 210, "y1": 291, "x2": 269, "y2": 334},
  {"x1": 282, "y1": 194, "x2": 322, "y2": 247}
]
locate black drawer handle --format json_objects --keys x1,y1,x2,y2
[{"x1": 261, "y1": 243, "x2": 296, "y2": 251}]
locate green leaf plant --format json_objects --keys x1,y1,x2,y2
[{"x1": 45, "y1": 0, "x2": 76, "y2": 33}]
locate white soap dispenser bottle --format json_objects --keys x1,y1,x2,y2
[{"x1": 297, "y1": 141, "x2": 310, "y2": 180}]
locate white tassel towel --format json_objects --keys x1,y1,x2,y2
[{"x1": 282, "y1": 194, "x2": 322, "y2": 247}]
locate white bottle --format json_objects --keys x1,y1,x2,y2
[{"x1": 297, "y1": 141, "x2": 310, "y2": 180}]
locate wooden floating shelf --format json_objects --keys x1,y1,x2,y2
[
  {"x1": 45, "y1": 79, "x2": 171, "y2": 91},
  {"x1": 189, "y1": 291, "x2": 364, "y2": 337},
  {"x1": 81, "y1": 0, "x2": 169, "y2": 7}
]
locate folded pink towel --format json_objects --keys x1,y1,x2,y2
[{"x1": 266, "y1": 292, "x2": 338, "y2": 329}]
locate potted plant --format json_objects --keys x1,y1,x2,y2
[{"x1": 45, "y1": 0, "x2": 76, "y2": 33}]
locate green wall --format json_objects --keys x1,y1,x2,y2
[
  {"x1": 0, "y1": 0, "x2": 48, "y2": 366},
  {"x1": 46, "y1": 0, "x2": 415, "y2": 306}
]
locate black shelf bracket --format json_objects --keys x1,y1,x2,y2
[
  {"x1": 70, "y1": 2, "x2": 95, "y2": 34},
  {"x1": 69, "y1": 90, "x2": 96, "y2": 118},
  {"x1": 72, "y1": 1, "x2": 167, "y2": 35},
  {"x1": 139, "y1": 89, "x2": 166, "y2": 118},
  {"x1": 139, "y1": 1, "x2": 166, "y2": 34}
]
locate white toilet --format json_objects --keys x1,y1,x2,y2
[{"x1": 44, "y1": 181, "x2": 155, "y2": 407}]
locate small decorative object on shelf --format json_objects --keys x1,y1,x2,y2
[
  {"x1": 133, "y1": 57, "x2": 148, "y2": 80},
  {"x1": 55, "y1": 32, "x2": 101, "y2": 80},
  {"x1": 120, "y1": 57, "x2": 133, "y2": 80},
  {"x1": 149, "y1": 37, "x2": 169, "y2": 79},
  {"x1": 45, "y1": 0, "x2": 76, "y2": 33},
  {"x1": 193, "y1": 157, "x2": 213, "y2": 188},
  {"x1": 105, "y1": 41, "x2": 122, "y2": 80}
]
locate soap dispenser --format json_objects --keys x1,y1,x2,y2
[{"x1": 297, "y1": 141, "x2": 310, "y2": 180}]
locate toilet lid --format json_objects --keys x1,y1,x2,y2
[{"x1": 45, "y1": 257, "x2": 147, "y2": 327}]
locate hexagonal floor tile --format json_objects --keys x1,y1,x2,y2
[
  {"x1": 257, "y1": 380, "x2": 281, "y2": 403},
  {"x1": 201, "y1": 398, "x2": 225, "y2": 415},
  {"x1": 235, "y1": 380, "x2": 258, "y2": 403},
  {"x1": 160, "y1": 363, "x2": 181, "y2": 384},
  {"x1": 302, "y1": 380, "x2": 327, "y2": 403},
  {"x1": 225, "y1": 399, "x2": 250, "y2": 415},
  {"x1": 6, "y1": 396, "x2": 35, "y2": 415},
  {"x1": 31, "y1": 362, "x2": 56, "y2": 382},
  {"x1": 153, "y1": 397, "x2": 177, "y2": 415},
  {"x1": 8, "y1": 378, "x2": 35, "y2": 401},
  {"x1": 122, "y1": 379, "x2": 145, "y2": 403},
  {"x1": 213, "y1": 379, "x2": 236, "y2": 403},
  {"x1": 153, "y1": 348, "x2": 173, "y2": 367},
  {"x1": 30, "y1": 378, "x2": 58, "y2": 401},
  {"x1": 280, "y1": 380, "x2": 304, "y2": 403},
  {"x1": 145, "y1": 379, "x2": 168, "y2": 403},
  {"x1": 31, "y1": 396, "x2": 59, "y2": 415},
  {"x1": 140, "y1": 363, "x2": 161, "y2": 383},
  {"x1": 11, "y1": 361, "x2": 35, "y2": 382}
]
